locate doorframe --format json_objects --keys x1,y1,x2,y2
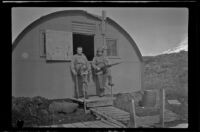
[{"x1": 72, "y1": 32, "x2": 95, "y2": 62}]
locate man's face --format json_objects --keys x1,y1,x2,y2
[{"x1": 77, "y1": 48, "x2": 83, "y2": 55}]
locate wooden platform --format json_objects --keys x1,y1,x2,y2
[
  {"x1": 40, "y1": 93, "x2": 180, "y2": 128},
  {"x1": 91, "y1": 106, "x2": 130, "y2": 127},
  {"x1": 71, "y1": 96, "x2": 115, "y2": 108},
  {"x1": 40, "y1": 108, "x2": 179, "y2": 128},
  {"x1": 41, "y1": 119, "x2": 122, "y2": 128},
  {"x1": 91, "y1": 106, "x2": 179, "y2": 128},
  {"x1": 130, "y1": 108, "x2": 179, "y2": 127}
]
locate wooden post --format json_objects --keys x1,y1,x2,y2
[
  {"x1": 82, "y1": 75, "x2": 87, "y2": 113},
  {"x1": 82, "y1": 72, "x2": 90, "y2": 113},
  {"x1": 102, "y1": 10, "x2": 106, "y2": 36},
  {"x1": 75, "y1": 75, "x2": 79, "y2": 98},
  {"x1": 129, "y1": 99, "x2": 137, "y2": 128},
  {"x1": 102, "y1": 10, "x2": 107, "y2": 57},
  {"x1": 111, "y1": 85, "x2": 113, "y2": 101},
  {"x1": 83, "y1": 83, "x2": 86, "y2": 113},
  {"x1": 52, "y1": 109, "x2": 54, "y2": 125},
  {"x1": 159, "y1": 88, "x2": 165, "y2": 127},
  {"x1": 110, "y1": 77, "x2": 113, "y2": 105}
]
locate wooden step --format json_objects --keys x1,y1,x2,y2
[
  {"x1": 87, "y1": 99, "x2": 113, "y2": 107},
  {"x1": 71, "y1": 96, "x2": 115, "y2": 108}
]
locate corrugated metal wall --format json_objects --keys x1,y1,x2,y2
[{"x1": 12, "y1": 13, "x2": 141, "y2": 99}]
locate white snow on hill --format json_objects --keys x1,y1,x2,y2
[{"x1": 162, "y1": 36, "x2": 188, "y2": 54}]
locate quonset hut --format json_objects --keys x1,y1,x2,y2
[{"x1": 12, "y1": 10, "x2": 144, "y2": 99}]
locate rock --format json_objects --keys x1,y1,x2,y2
[
  {"x1": 40, "y1": 109, "x2": 49, "y2": 115},
  {"x1": 170, "y1": 123, "x2": 188, "y2": 128},
  {"x1": 16, "y1": 120, "x2": 24, "y2": 128},
  {"x1": 167, "y1": 99, "x2": 181, "y2": 105},
  {"x1": 49, "y1": 101, "x2": 79, "y2": 114}
]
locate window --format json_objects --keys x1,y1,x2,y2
[{"x1": 106, "y1": 38, "x2": 118, "y2": 57}]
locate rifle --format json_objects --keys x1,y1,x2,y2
[{"x1": 95, "y1": 61, "x2": 123, "y2": 74}]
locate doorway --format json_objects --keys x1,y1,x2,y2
[
  {"x1": 73, "y1": 33, "x2": 94, "y2": 61},
  {"x1": 73, "y1": 33, "x2": 96, "y2": 96}
]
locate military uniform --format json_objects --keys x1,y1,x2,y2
[
  {"x1": 71, "y1": 53, "x2": 90, "y2": 98},
  {"x1": 92, "y1": 51, "x2": 112, "y2": 97}
]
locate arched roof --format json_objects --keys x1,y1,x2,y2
[{"x1": 12, "y1": 10, "x2": 143, "y2": 62}]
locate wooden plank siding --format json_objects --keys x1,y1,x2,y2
[
  {"x1": 61, "y1": 124, "x2": 77, "y2": 127},
  {"x1": 86, "y1": 99, "x2": 113, "y2": 107},
  {"x1": 92, "y1": 106, "x2": 130, "y2": 121},
  {"x1": 101, "y1": 119, "x2": 121, "y2": 128},
  {"x1": 70, "y1": 122, "x2": 88, "y2": 128},
  {"x1": 82, "y1": 121, "x2": 102, "y2": 128},
  {"x1": 92, "y1": 121, "x2": 114, "y2": 128},
  {"x1": 71, "y1": 96, "x2": 115, "y2": 103}
]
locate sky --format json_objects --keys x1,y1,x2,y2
[{"x1": 12, "y1": 7, "x2": 188, "y2": 56}]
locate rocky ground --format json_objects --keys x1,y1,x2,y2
[
  {"x1": 12, "y1": 96, "x2": 96, "y2": 127},
  {"x1": 113, "y1": 91, "x2": 188, "y2": 127},
  {"x1": 12, "y1": 92, "x2": 187, "y2": 128}
]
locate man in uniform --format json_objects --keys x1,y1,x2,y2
[
  {"x1": 71, "y1": 47, "x2": 90, "y2": 99},
  {"x1": 92, "y1": 47, "x2": 113, "y2": 97}
]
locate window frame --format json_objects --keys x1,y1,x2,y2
[
  {"x1": 105, "y1": 37, "x2": 120, "y2": 59},
  {"x1": 39, "y1": 29, "x2": 46, "y2": 58}
]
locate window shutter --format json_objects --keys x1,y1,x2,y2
[{"x1": 45, "y1": 30, "x2": 73, "y2": 61}]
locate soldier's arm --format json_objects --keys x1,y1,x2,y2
[
  {"x1": 92, "y1": 57, "x2": 98, "y2": 69},
  {"x1": 104, "y1": 57, "x2": 110, "y2": 65},
  {"x1": 82, "y1": 54, "x2": 91, "y2": 71},
  {"x1": 104, "y1": 57, "x2": 112, "y2": 77}
]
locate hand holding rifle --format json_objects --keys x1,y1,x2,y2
[{"x1": 95, "y1": 61, "x2": 123, "y2": 74}]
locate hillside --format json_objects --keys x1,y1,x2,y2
[
  {"x1": 113, "y1": 51, "x2": 188, "y2": 124},
  {"x1": 143, "y1": 50, "x2": 188, "y2": 99}
]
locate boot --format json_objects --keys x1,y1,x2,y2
[
  {"x1": 99, "y1": 88, "x2": 105, "y2": 97},
  {"x1": 108, "y1": 81, "x2": 114, "y2": 87},
  {"x1": 79, "y1": 95, "x2": 84, "y2": 99},
  {"x1": 99, "y1": 93, "x2": 104, "y2": 97}
]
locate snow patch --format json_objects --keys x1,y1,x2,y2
[{"x1": 162, "y1": 36, "x2": 188, "y2": 54}]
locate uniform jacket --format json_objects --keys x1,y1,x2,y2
[
  {"x1": 71, "y1": 53, "x2": 90, "y2": 75},
  {"x1": 92, "y1": 55, "x2": 110, "y2": 75}
]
